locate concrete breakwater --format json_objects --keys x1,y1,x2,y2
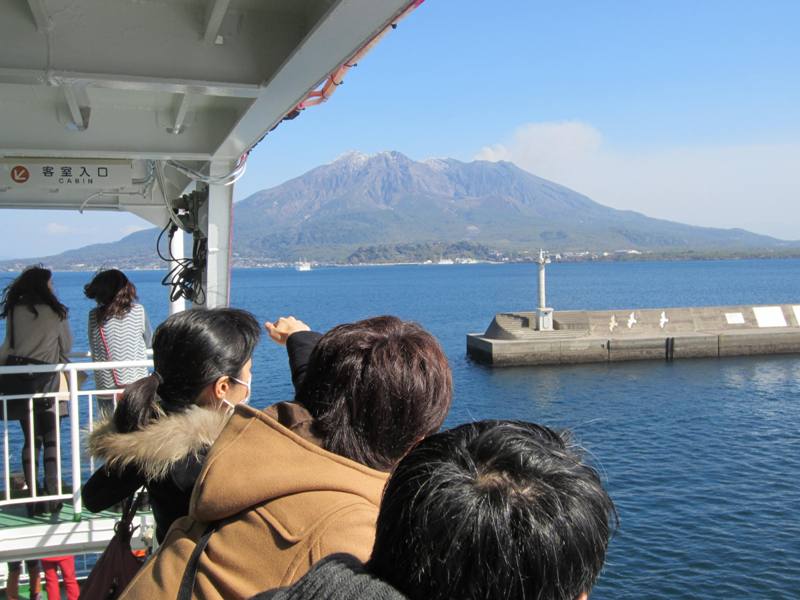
[{"x1": 467, "y1": 304, "x2": 800, "y2": 366}]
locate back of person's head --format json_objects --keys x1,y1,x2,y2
[
  {"x1": 0, "y1": 265, "x2": 67, "y2": 320},
  {"x1": 369, "y1": 420, "x2": 617, "y2": 600},
  {"x1": 114, "y1": 307, "x2": 260, "y2": 432},
  {"x1": 296, "y1": 315, "x2": 452, "y2": 471},
  {"x1": 84, "y1": 269, "x2": 137, "y2": 322}
]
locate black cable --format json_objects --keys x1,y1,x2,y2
[
  {"x1": 155, "y1": 214, "x2": 207, "y2": 305},
  {"x1": 156, "y1": 220, "x2": 173, "y2": 261}
]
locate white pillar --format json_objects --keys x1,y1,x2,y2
[
  {"x1": 168, "y1": 227, "x2": 186, "y2": 314},
  {"x1": 538, "y1": 257, "x2": 547, "y2": 310},
  {"x1": 536, "y1": 249, "x2": 553, "y2": 331},
  {"x1": 68, "y1": 368, "x2": 82, "y2": 520},
  {"x1": 199, "y1": 161, "x2": 234, "y2": 308}
]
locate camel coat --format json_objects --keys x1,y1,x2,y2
[{"x1": 119, "y1": 403, "x2": 389, "y2": 600}]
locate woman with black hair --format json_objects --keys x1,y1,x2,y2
[
  {"x1": 84, "y1": 269, "x2": 152, "y2": 415},
  {"x1": 120, "y1": 315, "x2": 453, "y2": 600},
  {"x1": 83, "y1": 307, "x2": 260, "y2": 543},
  {"x1": 0, "y1": 266, "x2": 72, "y2": 515}
]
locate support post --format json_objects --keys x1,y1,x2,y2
[
  {"x1": 199, "y1": 162, "x2": 234, "y2": 308},
  {"x1": 204, "y1": 0, "x2": 231, "y2": 44},
  {"x1": 68, "y1": 368, "x2": 81, "y2": 521},
  {"x1": 536, "y1": 249, "x2": 554, "y2": 331},
  {"x1": 538, "y1": 253, "x2": 547, "y2": 310},
  {"x1": 169, "y1": 227, "x2": 186, "y2": 314}
]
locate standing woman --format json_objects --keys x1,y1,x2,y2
[
  {"x1": 84, "y1": 269, "x2": 152, "y2": 415},
  {"x1": 0, "y1": 266, "x2": 72, "y2": 514},
  {"x1": 83, "y1": 308, "x2": 260, "y2": 543}
]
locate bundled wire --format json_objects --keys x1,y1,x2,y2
[
  {"x1": 165, "y1": 153, "x2": 248, "y2": 186},
  {"x1": 79, "y1": 160, "x2": 157, "y2": 213},
  {"x1": 156, "y1": 221, "x2": 206, "y2": 305}
]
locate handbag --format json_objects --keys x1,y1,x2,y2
[
  {"x1": 0, "y1": 354, "x2": 55, "y2": 396},
  {"x1": 79, "y1": 493, "x2": 145, "y2": 600}
]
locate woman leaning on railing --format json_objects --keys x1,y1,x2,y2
[{"x1": 0, "y1": 266, "x2": 72, "y2": 516}]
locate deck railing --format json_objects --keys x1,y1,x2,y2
[{"x1": 0, "y1": 357, "x2": 153, "y2": 520}]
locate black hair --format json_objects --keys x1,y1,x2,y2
[
  {"x1": 369, "y1": 420, "x2": 618, "y2": 600},
  {"x1": 113, "y1": 307, "x2": 260, "y2": 433},
  {"x1": 296, "y1": 315, "x2": 452, "y2": 471},
  {"x1": 0, "y1": 265, "x2": 68, "y2": 320},
  {"x1": 84, "y1": 269, "x2": 138, "y2": 323}
]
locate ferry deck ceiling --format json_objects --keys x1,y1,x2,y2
[
  {"x1": 0, "y1": 0, "x2": 416, "y2": 307},
  {"x1": 0, "y1": 0, "x2": 415, "y2": 210}
]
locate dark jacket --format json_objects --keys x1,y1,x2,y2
[
  {"x1": 251, "y1": 554, "x2": 408, "y2": 600},
  {"x1": 285, "y1": 330, "x2": 321, "y2": 394},
  {"x1": 84, "y1": 405, "x2": 228, "y2": 543}
]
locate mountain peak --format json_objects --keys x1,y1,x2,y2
[
  {"x1": 332, "y1": 150, "x2": 412, "y2": 167},
  {"x1": 334, "y1": 150, "x2": 370, "y2": 166},
  {"x1": 422, "y1": 157, "x2": 451, "y2": 171}
]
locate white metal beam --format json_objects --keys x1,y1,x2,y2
[
  {"x1": 204, "y1": 0, "x2": 232, "y2": 45},
  {"x1": 50, "y1": 70, "x2": 261, "y2": 99},
  {"x1": 0, "y1": 69, "x2": 261, "y2": 99},
  {"x1": 0, "y1": 148, "x2": 214, "y2": 162},
  {"x1": 199, "y1": 162, "x2": 234, "y2": 308},
  {"x1": 169, "y1": 228, "x2": 187, "y2": 314},
  {"x1": 168, "y1": 93, "x2": 192, "y2": 135},
  {"x1": 25, "y1": 0, "x2": 52, "y2": 32},
  {"x1": 61, "y1": 83, "x2": 90, "y2": 131}
]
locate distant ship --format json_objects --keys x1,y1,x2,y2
[{"x1": 295, "y1": 261, "x2": 312, "y2": 272}]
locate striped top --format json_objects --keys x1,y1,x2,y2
[{"x1": 88, "y1": 303, "x2": 152, "y2": 390}]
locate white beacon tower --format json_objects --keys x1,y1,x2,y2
[{"x1": 537, "y1": 249, "x2": 554, "y2": 331}]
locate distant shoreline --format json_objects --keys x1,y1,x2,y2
[{"x1": 3, "y1": 251, "x2": 800, "y2": 274}]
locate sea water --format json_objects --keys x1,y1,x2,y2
[{"x1": 2, "y1": 259, "x2": 799, "y2": 599}]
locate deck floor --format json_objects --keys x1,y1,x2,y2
[
  {"x1": 1, "y1": 496, "x2": 153, "y2": 565},
  {"x1": 0, "y1": 500, "x2": 120, "y2": 529}
]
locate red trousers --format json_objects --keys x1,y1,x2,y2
[{"x1": 40, "y1": 555, "x2": 79, "y2": 600}]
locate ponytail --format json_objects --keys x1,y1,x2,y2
[
  {"x1": 113, "y1": 373, "x2": 163, "y2": 434},
  {"x1": 109, "y1": 308, "x2": 260, "y2": 431}
]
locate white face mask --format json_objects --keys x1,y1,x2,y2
[
  {"x1": 230, "y1": 376, "x2": 252, "y2": 405},
  {"x1": 219, "y1": 375, "x2": 252, "y2": 414}
]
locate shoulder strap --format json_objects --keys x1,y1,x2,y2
[
  {"x1": 176, "y1": 524, "x2": 217, "y2": 600},
  {"x1": 121, "y1": 492, "x2": 142, "y2": 528},
  {"x1": 113, "y1": 492, "x2": 142, "y2": 539},
  {"x1": 98, "y1": 324, "x2": 121, "y2": 387}
]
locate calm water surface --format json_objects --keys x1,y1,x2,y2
[{"x1": 3, "y1": 259, "x2": 799, "y2": 599}]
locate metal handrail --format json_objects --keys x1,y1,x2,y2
[
  {"x1": 66, "y1": 349, "x2": 154, "y2": 360},
  {"x1": 1, "y1": 358, "x2": 154, "y2": 521},
  {"x1": 1, "y1": 359, "x2": 152, "y2": 374}
]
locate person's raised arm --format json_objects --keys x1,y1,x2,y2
[
  {"x1": 82, "y1": 463, "x2": 145, "y2": 512},
  {"x1": 265, "y1": 317, "x2": 321, "y2": 393}
]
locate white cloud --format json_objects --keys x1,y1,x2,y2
[
  {"x1": 476, "y1": 121, "x2": 800, "y2": 240},
  {"x1": 45, "y1": 222, "x2": 71, "y2": 235}
]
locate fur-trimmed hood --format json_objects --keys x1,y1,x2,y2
[{"x1": 87, "y1": 405, "x2": 229, "y2": 481}]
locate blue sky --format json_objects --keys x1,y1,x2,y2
[{"x1": 3, "y1": 0, "x2": 799, "y2": 258}]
